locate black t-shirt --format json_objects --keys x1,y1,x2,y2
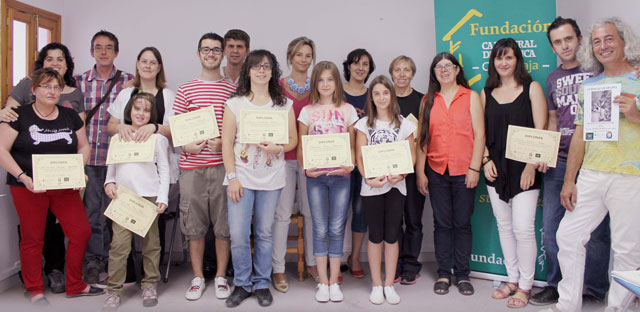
[
  {"x1": 7, "y1": 104, "x2": 84, "y2": 186},
  {"x1": 397, "y1": 89, "x2": 424, "y2": 118}
]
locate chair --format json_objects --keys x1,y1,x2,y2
[
  {"x1": 612, "y1": 270, "x2": 640, "y2": 311},
  {"x1": 286, "y1": 213, "x2": 305, "y2": 281}
]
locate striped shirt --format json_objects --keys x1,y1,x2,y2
[
  {"x1": 74, "y1": 66, "x2": 134, "y2": 166},
  {"x1": 173, "y1": 78, "x2": 236, "y2": 169}
]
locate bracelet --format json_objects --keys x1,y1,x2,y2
[
  {"x1": 16, "y1": 171, "x2": 25, "y2": 180},
  {"x1": 469, "y1": 167, "x2": 480, "y2": 173}
]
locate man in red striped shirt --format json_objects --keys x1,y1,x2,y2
[{"x1": 174, "y1": 33, "x2": 236, "y2": 302}]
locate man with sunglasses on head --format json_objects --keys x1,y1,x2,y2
[{"x1": 172, "y1": 32, "x2": 236, "y2": 302}]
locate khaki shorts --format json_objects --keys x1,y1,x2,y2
[{"x1": 179, "y1": 165, "x2": 229, "y2": 241}]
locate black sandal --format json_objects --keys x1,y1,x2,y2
[
  {"x1": 434, "y1": 279, "x2": 450, "y2": 295},
  {"x1": 457, "y1": 280, "x2": 475, "y2": 296}
]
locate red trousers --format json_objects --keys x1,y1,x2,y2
[{"x1": 10, "y1": 186, "x2": 91, "y2": 297}]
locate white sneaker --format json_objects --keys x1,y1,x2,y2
[
  {"x1": 369, "y1": 285, "x2": 384, "y2": 305},
  {"x1": 384, "y1": 285, "x2": 400, "y2": 304},
  {"x1": 329, "y1": 283, "x2": 343, "y2": 302},
  {"x1": 185, "y1": 277, "x2": 205, "y2": 301},
  {"x1": 214, "y1": 276, "x2": 230, "y2": 299},
  {"x1": 315, "y1": 283, "x2": 330, "y2": 302}
]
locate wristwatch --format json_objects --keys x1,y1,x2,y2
[{"x1": 226, "y1": 172, "x2": 237, "y2": 181}]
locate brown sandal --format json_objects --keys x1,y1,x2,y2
[
  {"x1": 506, "y1": 289, "x2": 530, "y2": 308},
  {"x1": 492, "y1": 282, "x2": 517, "y2": 299}
]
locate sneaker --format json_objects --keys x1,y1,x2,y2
[
  {"x1": 530, "y1": 286, "x2": 559, "y2": 306},
  {"x1": 185, "y1": 277, "x2": 205, "y2": 301},
  {"x1": 93, "y1": 275, "x2": 109, "y2": 289},
  {"x1": 401, "y1": 271, "x2": 419, "y2": 285},
  {"x1": 142, "y1": 286, "x2": 158, "y2": 307},
  {"x1": 102, "y1": 293, "x2": 120, "y2": 311},
  {"x1": 255, "y1": 288, "x2": 273, "y2": 307},
  {"x1": 225, "y1": 287, "x2": 251, "y2": 308},
  {"x1": 394, "y1": 271, "x2": 402, "y2": 283},
  {"x1": 329, "y1": 283, "x2": 343, "y2": 302},
  {"x1": 47, "y1": 269, "x2": 65, "y2": 294},
  {"x1": 214, "y1": 276, "x2": 230, "y2": 299},
  {"x1": 315, "y1": 283, "x2": 330, "y2": 302},
  {"x1": 384, "y1": 285, "x2": 401, "y2": 304},
  {"x1": 85, "y1": 266, "x2": 100, "y2": 284},
  {"x1": 369, "y1": 286, "x2": 384, "y2": 305}
]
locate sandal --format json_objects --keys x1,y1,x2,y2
[
  {"x1": 492, "y1": 282, "x2": 517, "y2": 299},
  {"x1": 506, "y1": 289, "x2": 530, "y2": 308},
  {"x1": 433, "y1": 278, "x2": 450, "y2": 295},
  {"x1": 457, "y1": 280, "x2": 475, "y2": 296}
]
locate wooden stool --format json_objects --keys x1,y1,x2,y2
[{"x1": 286, "y1": 213, "x2": 305, "y2": 281}]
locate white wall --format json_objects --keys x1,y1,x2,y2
[{"x1": 61, "y1": 0, "x2": 437, "y2": 94}]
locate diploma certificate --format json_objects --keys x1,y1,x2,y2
[
  {"x1": 238, "y1": 110, "x2": 289, "y2": 144},
  {"x1": 406, "y1": 114, "x2": 419, "y2": 141},
  {"x1": 32, "y1": 154, "x2": 85, "y2": 191},
  {"x1": 583, "y1": 83, "x2": 621, "y2": 141},
  {"x1": 361, "y1": 140, "x2": 414, "y2": 178},
  {"x1": 104, "y1": 184, "x2": 158, "y2": 237},
  {"x1": 301, "y1": 133, "x2": 352, "y2": 169},
  {"x1": 106, "y1": 134, "x2": 157, "y2": 165},
  {"x1": 168, "y1": 106, "x2": 220, "y2": 147},
  {"x1": 505, "y1": 125, "x2": 561, "y2": 167}
]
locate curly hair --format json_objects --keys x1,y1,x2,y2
[
  {"x1": 34, "y1": 42, "x2": 75, "y2": 87},
  {"x1": 233, "y1": 49, "x2": 286, "y2": 106},
  {"x1": 577, "y1": 17, "x2": 640, "y2": 75}
]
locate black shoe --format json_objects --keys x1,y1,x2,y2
[
  {"x1": 67, "y1": 286, "x2": 105, "y2": 298},
  {"x1": 225, "y1": 287, "x2": 251, "y2": 308},
  {"x1": 255, "y1": 288, "x2": 273, "y2": 307},
  {"x1": 84, "y1": 266, "x2": 100, "y2": 284},
  {"x1": 47, "y1": 269, "x2": 65, "y2": 294},
  {"x1": 530, "y1": 286, "x2": 559, "y2": 306},
  {"x1": 582, "y1": 294, "x2": 605, "y2": 305},
  {"x1": 401, "y1": 271, "x2": 419, "y2": 285}
]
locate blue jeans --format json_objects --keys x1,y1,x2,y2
[
  {"x1": 83, "y1": 165, "x2": 112, "y2": 267},
  {"x1": 543, "y1": 160, "x2": 610, "y2": 298},
  {"x1": 228, "y1": 188, "x2": 282, "y2": 291},
  {"x1": 350, "y1": 170, "x2": 367, "y2": 233},
  {"x1": 307, "y1": 174, "x2": 351, "y2": 258}
]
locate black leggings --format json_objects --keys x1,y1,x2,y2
[{"x1": 362, "y1": 188, "x2": 405, "y2": 244}]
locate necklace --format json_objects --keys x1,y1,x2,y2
[
  {"x1": 34, "y1": 104, "x2": 57, "y2": 118},
  {"x1": 287, "y1": 77, "x2": 310, "y2": 95}
]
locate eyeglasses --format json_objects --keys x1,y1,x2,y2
[
  {"x1": 435, "y1": 63, "x2": 456, "y2": 72},
  {"x1": 250, "y1": 63, "x2": 272, "y2": 71},
  {"x1": 199, "y1": 47, "x2": 223, "y2": 55},
  {"x1": 39, "y1": 85, "x2": 63, "y2": 92}
]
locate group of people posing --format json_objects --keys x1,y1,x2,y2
[{"x1": 1, "y1": 14, "x2": 639, "y2": 312}]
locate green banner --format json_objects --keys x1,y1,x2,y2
[{"x1": 434, "y1": 0, "x2": 556, "y2": 282}]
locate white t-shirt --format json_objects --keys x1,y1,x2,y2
[
  {"x1": 107, "y1": 87, "x2": 180, "y2": 183},
  {"x1": 104, "y1": 134, "x2": 171, "y2": 205},
  {"x1": 355, "y1": 116, "x2": 416, "y2": 197},
  {"x1": 223, "y1": 96, "x2": 293, "y2": 190}
]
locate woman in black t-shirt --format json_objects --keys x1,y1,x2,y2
[{"x1": 0, "y1": 68, "x2": 102, "y2": 305}]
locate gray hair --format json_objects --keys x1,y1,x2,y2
[{"x1": 577, "y1": 17, "x2": 640, "y2": 75}]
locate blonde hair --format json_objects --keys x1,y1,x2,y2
[
  {"x1": 388, "y1": 55, "x2": 416, "y2": 76},
  {"x1": 286, "y1": 37, "x2": 316, "y2": 68},
  {"x1": 309, "y1": 61, "x2": 345, "y2": 107}
]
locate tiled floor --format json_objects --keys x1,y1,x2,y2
[{"x1": 0, "y1": 261, "x2": 608, "y2": 312}]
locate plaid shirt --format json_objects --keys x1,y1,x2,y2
[{"x1": 74, "y1": 66, "x2": 134, "y2": 166}]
